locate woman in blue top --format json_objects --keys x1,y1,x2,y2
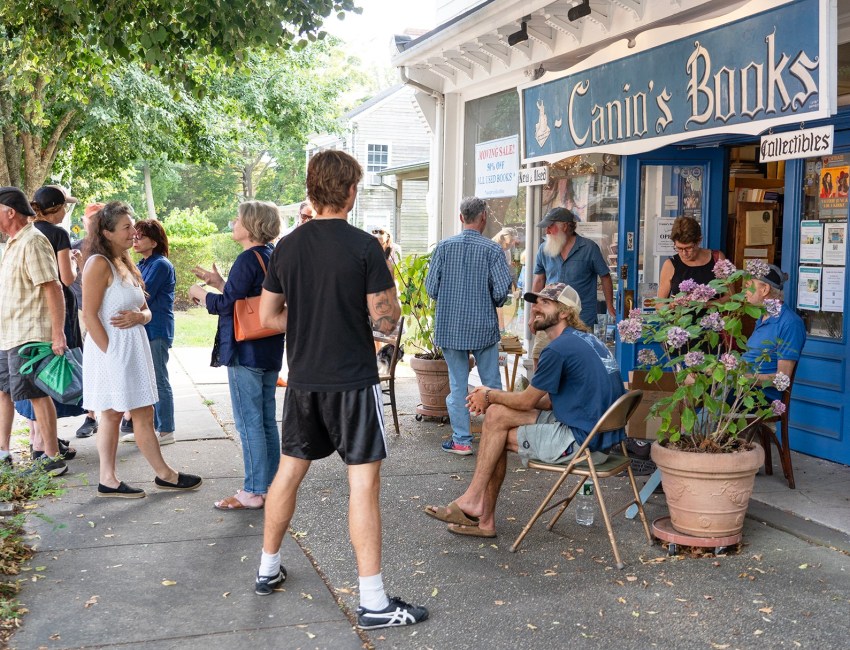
[
  {"x1": 189, "y1": 201, "x2": 285, "y2": 510},
  {"x1": 130, "y1": 219, "x2": 176, "y2": 445}
]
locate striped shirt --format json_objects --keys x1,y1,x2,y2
[
  {"x1": 426, "y1": 229, "x2": 512, "y2": 351},
  {"x1": 0, "y1": 223, "x2": 61, "y2": 349}
]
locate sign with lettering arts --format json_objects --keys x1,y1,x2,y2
[
  {"x1": 760, "y1": 125, "x2": 833, "y2": 162},
  {"x1": 520, "y1": 0, "x2": 833, "y2": 163},
  {"x1": 475, "y1": 135, "x2": 519, "y2": 198},
  {"x1": 518, "y1": 166, "x2": 549, "y2": 186}
]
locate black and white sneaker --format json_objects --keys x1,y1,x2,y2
[
  {"x1": 356, "y1": 597, "x2": 429, "y2": 629},
  {"x1": 25, "y1": 456, "x2": 68, "y2": 477},
  {"x1": 254, "y1": 567, "x2": 287, "y2": 595},
  {"x1": 120, "y1": 417, "x2": 134, "y2": 434}
]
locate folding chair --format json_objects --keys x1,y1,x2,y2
[
  {"x1": 510, "y1": 390, "x2": 653, "y2": 569},
  {"x1": 375, "y1": 319, "x2": 404, "y2": 435}
]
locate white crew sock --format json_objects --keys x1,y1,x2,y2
[
  {"x1": 359, "y1": 573, "x2": 389, "y2": 611},
  {"x1": 259, "y1": 550, "x2": 280, "y2": 577}
]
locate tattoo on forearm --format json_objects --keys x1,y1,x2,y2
[{"x1": 369, "y1": 289, "x2": 400, "y2": 334}]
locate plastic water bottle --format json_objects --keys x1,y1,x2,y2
[{"x1": 575, "y1": 480, "x2": 595, "y2": 526}]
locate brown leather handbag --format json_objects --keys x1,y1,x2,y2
[{"x1": 233, "y1": 251, "x2": 284, "y2": 341}]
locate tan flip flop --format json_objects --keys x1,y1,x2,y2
[
  {"x1": 424, "y1": 501, "x2": 479, "y2": 526},
  {"x1": 214, "y1": 493, "x2": 264, "y2": 510},
  {"x1": 447, "y1": 523, "x2": 496, "y2": 538}
]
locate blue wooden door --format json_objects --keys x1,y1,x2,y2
[
  {"x1": 782, "y1": 129, "x2": 850, "y2": 466},
  {"x1": 615, "y1": 146, "x2": 727, "y2": 378}
]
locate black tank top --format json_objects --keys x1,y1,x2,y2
[{"x1": 669, "y1": 250, "x2": 718, "y2": 295}]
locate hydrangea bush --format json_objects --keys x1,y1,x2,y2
[{"x1": 618, "y1": 259, "x2": 790, "y2": 452}]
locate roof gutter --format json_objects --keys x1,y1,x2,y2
[{"x1": 400, "y1": 67, "x2": 445, "y2": 245}]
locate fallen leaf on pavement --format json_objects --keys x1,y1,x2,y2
[
  {"x1": 161, "y1": 580, "x2": 177, "y2": 586},
  {"x1": 431, "y1": 587, "x2": 439, "y2": 597},
  {"x1": 84, "y1": 595, "x2": 99, "y2": 608}
]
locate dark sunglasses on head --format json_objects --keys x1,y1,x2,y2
[
  {"x1": 300, "y1": 213, "x2": 313, "y2": 219},
  {"x1": 372, "y1": 229, "x2": 385, "y2": 235}
]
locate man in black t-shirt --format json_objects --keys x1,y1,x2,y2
[{"x1": 254, "y1": 150, "x2": 428, "y2": 630}]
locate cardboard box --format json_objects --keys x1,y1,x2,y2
[{"x1": 627, "y1": 370, "x2": 681, "y2": 440}]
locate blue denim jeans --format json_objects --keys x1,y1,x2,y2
[
  {"x1": 149, "y1": 338, "x2": 175, "y2": 433},
  {"x1": 227, "y1": 363, "x2": 281, "y2": 495},
  {"x1": 443, "y1": 343, "x2": 502, "y2": 446}
]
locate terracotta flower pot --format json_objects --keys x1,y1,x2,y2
[
  {"x1": 651, "y1": 442, "x2": 765, "y2": 537},
  {"x1": 410, "y1": 356, "x2": 451, "y2": 417}
]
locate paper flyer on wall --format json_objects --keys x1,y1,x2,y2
[
  {"x1": 745, "y1": 209, "x2": 774, "y2": 246},
  {"x1": 822, "y1": 222, "x2": 847, "y2": 266},
  {"x1": 799, "y1": 221, "x2": 824, "y2": 264},
  {"x1": 821, "y1": 267, "x2": 845, "y2": 312},
  {"x1": 797, "y1": 266, "x2": 822, "y2": 311}
]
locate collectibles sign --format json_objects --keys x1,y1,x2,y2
[
  {"x1": 760, "y1": 125, "x2": 834, "y2": 162},
  {"x1": 475, "y1": 135, "x2": 519, "y2": 198},
  {"x1": 520, "y1": 0, "x2": 833, "y2": 163}
]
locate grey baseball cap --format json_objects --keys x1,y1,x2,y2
[{"x1": 538, "y1": 206, "x2": 578, "y2": 228}]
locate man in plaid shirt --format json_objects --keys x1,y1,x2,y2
[
  {"x1": 0, "y1": 187, "x2": 68, "y2": 475},
  {"x1": 426, "y1": 197, "x2": 512, "y2": 455}
]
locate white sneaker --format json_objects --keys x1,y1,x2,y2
[{"x1": 120, "y1": 432, "x2": 174, "y2": 445}]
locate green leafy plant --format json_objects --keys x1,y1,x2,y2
[
  {"x1": 169, "y1": 236, "x2": 214, "y2": 307},
  {"x1": 618, "y1": 260, "x2": 790, "y2": 453},
  {"x1": 163, "y1": 206, "x2": 218, "y2": 238},
  {"x1": 394, "y1": 252, "x2": 442, "y2": 360}
]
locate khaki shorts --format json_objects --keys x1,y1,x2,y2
[
  {"x1": 516, "y1": 410, "x2": 610, "y2": 468},
  {"x1": 516, "y1": 410, "x2": 576, "y2": 467}
]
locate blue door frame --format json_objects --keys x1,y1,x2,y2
[
  {"x1": 615, "y1": 146, "x2": 727, "y2": 379},
  {"x1": 779, "y1": 113, "x2": 850, "y2": 466}
]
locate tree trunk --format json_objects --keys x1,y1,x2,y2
[
  {"x1": 0, "y1": 93, "x2": 21, "y2": 188},
  {"x1": 143, "y1": 163, "x2": 157, "y2": 219}
]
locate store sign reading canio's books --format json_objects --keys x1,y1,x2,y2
[{"x1": 520, "y1": 0, "x2": 833, "y2": 163}]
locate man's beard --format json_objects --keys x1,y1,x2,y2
[
  {"x1": 543, "y1": 229, "x2": 566, "y2": 257},
  {"x1": 532, "y1": 310, "x2": 561, "y2": 332}
]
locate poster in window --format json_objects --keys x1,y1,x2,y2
[
  {"x1": 822, "y1": 267, "x2": 845, "y2": 312},
  {"x1": 822, "y1": 222, "x2": 847, "y2": 266},
  {"x1": 819, "y1": 162, "x2": 850, "y2": 218},
  {"x1": 799, "y1": 220, "x2": 824, "y2": 264},
  {"x1": 797, "y1": 266, "x2": 822, "y2": 311}
]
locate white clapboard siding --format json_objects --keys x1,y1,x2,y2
[{"x1": 307, "y1": 85, "x2": 432, "y2": 255}]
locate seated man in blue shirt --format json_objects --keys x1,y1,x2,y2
[
  {"x1": 423, "y1": 283, "x2": 625, "y2": 538},
  {"x1": 743, "y1": 264, "x2": 806, "y2": 402}
]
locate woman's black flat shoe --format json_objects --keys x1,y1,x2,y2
[
  {"x1": 97, "y1": 482, "x2": 145, "y2": 499},
  {"x1": 154, "y1": 473, "x2": 202, "y2": 491}
]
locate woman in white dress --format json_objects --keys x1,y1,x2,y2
[{"x1": 82, "y1": 201, "x2": 201, "y2": 498}]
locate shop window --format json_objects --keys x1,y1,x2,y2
[
  {"x1": 543, "y1": 153, "x2": 621, "y2": 340},
  {"x1": 463, "y1": 89, "x2": 527, "y2": 335},
  {"x1": 797, "y1": 155, "x2": 848, "y2": 340}
]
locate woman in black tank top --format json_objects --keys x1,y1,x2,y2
[{"x1": 658, "y1": 216, "x2": 727, "y2": 298}]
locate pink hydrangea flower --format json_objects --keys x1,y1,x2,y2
[
  {"x1": 700, "y1": 312, "x2": 725, "y2": 332},
  {"x1": 746, "y1": 259, "x2": 770, "y2": 278},
  {"x1": 773, "y1": 371, "x2": 791, "y2": 392},
  {"x1": 764, "y1": 298, "x2": 782, "y2": 318},
  {"x1": 666, "y1": 326, "x2": 690, "y2": 349},
  {"x1": 713, "y1": 259, "x2": 736, "y2": 279},
  {"x1": 719, "y1": 353, "x2": 738, "y2": 371},
  {"x1": 684, "y1": 351, "x2": 705, "y2": 367},
  {"x1": 637, "y1": 348, "x2": 658, "y2": 366},
  {"x1": 688, "y1": 284, "x2": 717, "y2": 303},
  {"x1": 678, "y1": 278, "x2": 697, "y2": 293},
  {"x1": 771, "y1": 399, "x2": 787, "y2": 417},
  {"x1": 617, "y1": 316, "x2": 643, "y2": 344}
]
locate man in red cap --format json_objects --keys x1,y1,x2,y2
[{"x1": 0, "y1": 187, "x2": 68, "y2": 474}]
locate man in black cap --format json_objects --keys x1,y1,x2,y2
[
  {"x1": 0, "y1": 187, "x2": 68, "y2": 475},
  {"x1": 530, "y1": 207, "x2": 614, "y2": 366}
]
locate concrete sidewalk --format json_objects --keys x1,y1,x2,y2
[{"x1": 8, "y1": 348, "x2": 850, "y2": 649}]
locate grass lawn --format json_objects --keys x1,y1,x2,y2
[{"x1": 174, "y1": 306, "x2": 217, "y2": 347}]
